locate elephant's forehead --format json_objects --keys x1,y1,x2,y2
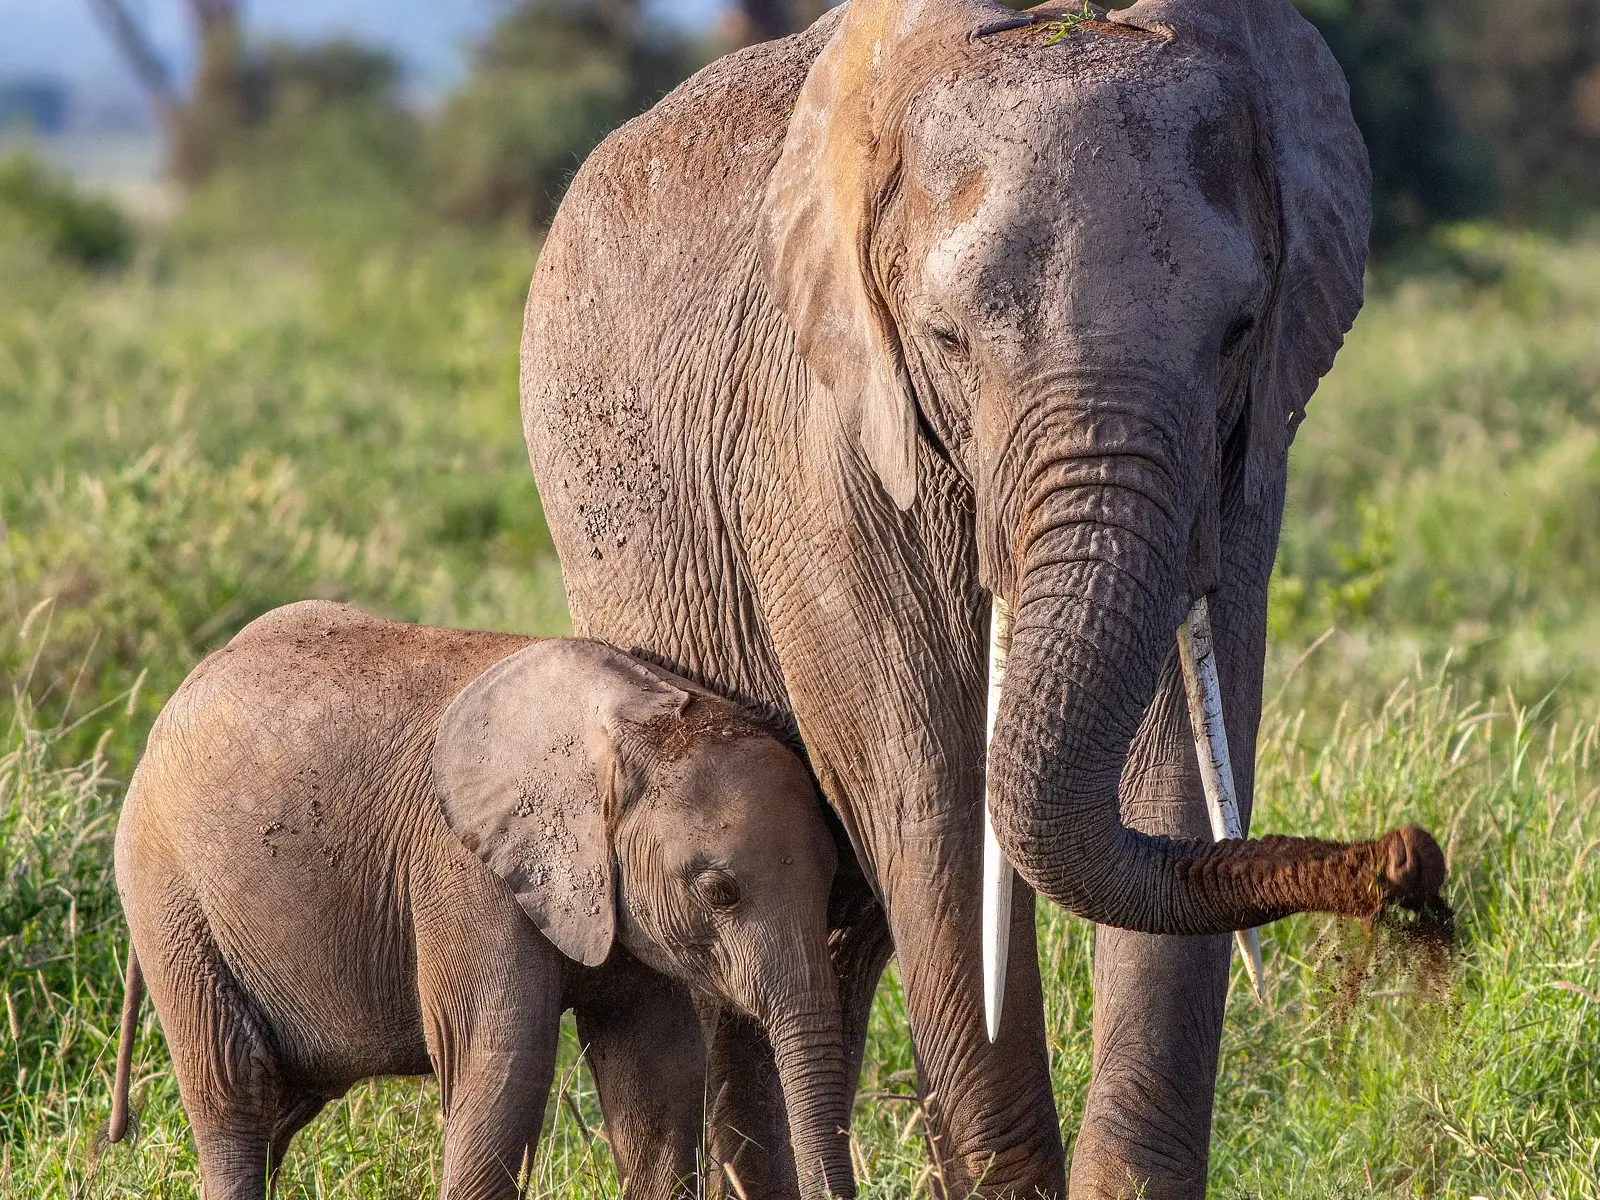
[
  {"x1": 909, "y1": 40, "x2": 1259, "y2": 343},
  {"x1": 909, "y1": 36, "x2": 1239, "y2": 219}
]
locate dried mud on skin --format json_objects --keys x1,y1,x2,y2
[
  {"x1": 1313, "y1": 899, "x2": 1458, "y2": 1032},
  {"x1": 638, "y1": 695, "x2": 774, "y2": 764}
]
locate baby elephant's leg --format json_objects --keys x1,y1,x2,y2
[
  {"x1": 571, "y1": 954, "x2": 706, "y2": 1200},
  {"x1": 191, "y1": 1090, "x2": 323, "y2": 1200},
  {"x1": 137, "y1": 914, "x2": 292, "y2": 1200},
  {"x1": 416, "y1": 893, "x2": 564, "y2": 1200},
  {"x1": 265, "y1": 1093, "x2": 330, "y2": 1183}
]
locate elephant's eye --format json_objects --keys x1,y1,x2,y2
[
  {"x1": 1222, "y1": 313, "x2": 1256, "y2": 355},
  {"x1": 928, "y1": 321, "x2": 967, "y2": 357},
  {"x1": 694, "y1": 869, "x2": 742, "y2": 910}
]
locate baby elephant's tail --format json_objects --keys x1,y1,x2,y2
[{"x1": 108, "y1": 946, "x2": 143, "y2": 1144}]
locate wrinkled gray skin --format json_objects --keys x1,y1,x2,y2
[
  {"x1": 521, "y1": 1, "x2": 1424, "y2": 1197},
  {"x1": 113, "y1": 601, "x2": 850, "y2": 1200}
]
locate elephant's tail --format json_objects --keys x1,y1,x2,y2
[{"x1": 108, "y1": 945, "x2": 142, "y2": 1144}]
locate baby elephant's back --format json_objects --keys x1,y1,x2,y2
[{"x1": 117, "y1": 600, "x2": 534, "y2": 1082}]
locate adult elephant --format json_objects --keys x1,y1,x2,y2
[{"x1": 521, "y1": 0, "x2": 1441, "y2": 1196}]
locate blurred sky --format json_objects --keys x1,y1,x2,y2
[{"x1": 0, "y1": 0, "x2": 726, "y2": 110}]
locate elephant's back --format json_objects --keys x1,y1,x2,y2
[
  {"x1": 538, "y1": 8, "x2": 835, "y2": 243},
  {"x1": 129, "y1": 601, "x2": 534, "y2": 870},
  {"x1": 118, "y1": 603, "x2": 535, "y2": 1084},
  {"x1": 520, "y1": 8, "x2": 834, "y2": 476},
  {"x1": 520, "y1": 19, "x2": 833, "y2": 703}
]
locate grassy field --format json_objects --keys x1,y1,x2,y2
[{"x1": 1, "y1": 151, "x2": 1597, "y2": 1197}]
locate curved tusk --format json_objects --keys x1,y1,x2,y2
[
  {"x1": 1177, "y1": 595, "x2": 1267, "y2": 1003},
  {"x1": 982, "y1": 595, "x2": 1014, "y2": 1043}
]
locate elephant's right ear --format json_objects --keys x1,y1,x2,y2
[
  {"x1": 762, "y1": 0, "x2": 1004, "y2": 511},
  {"x1": 432, "y1": 640, "x2": 691, "y2": 967}
]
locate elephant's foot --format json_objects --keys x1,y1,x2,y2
[{"x1": 1067, "y1": 1118, "x2": 1209, "y2": 1200}]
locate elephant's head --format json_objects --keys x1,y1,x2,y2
[
  {"x1": 761, "y1": 0, "x2": 1445, "y2": 935},
  {"x1": 433, "y1": 640, "x2": 853, "y2": 1199}
]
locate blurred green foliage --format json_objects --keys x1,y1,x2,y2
[
  {"x1": 190, "y1": 39, "x2": 423, "y2": 234},
  {"x1": 1271, "y1": 222, "x2": 1600, "y2": 705},
  {"x1": 0, "y1": 134, "x2": 566, "y2": 770},
  {"x1": 1296, "y1": 0, "x2": 1600, "y2": 243},
  {"x1": 427, "y1": 0, "x2": 695, "y2": 226},
  {"x1": 0, "y1": 155, "x2": 134, "y2": 269}
]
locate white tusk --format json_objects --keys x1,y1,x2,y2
[
  {"x1": 982, "y1": 595, "x2": 1014, "y2": 1043},
  {"x1": 1176, "y1": 595, "x2": 1267, "y2": 1003}
]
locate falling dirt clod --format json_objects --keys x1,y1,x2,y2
[{"x1": 1318, "y1": 897, "x2": 1458, "y2": 1031}]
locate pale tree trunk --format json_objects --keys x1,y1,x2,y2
[{"x1": 86, "y1": 0, "x2": 244, "y2": 186}]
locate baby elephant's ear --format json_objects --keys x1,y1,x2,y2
[{"x1": 432, "y1": 640, "x2": 690, "y2": 967}]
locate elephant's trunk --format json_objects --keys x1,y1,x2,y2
[
  {"x1": 768, "y1": 991, "x2": 856, "y2": 1199},
  {"x1": 988, "y1": 462, "x2": 1446, "y2": 934}
]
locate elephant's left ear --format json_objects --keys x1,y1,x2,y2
[
  {"x1": 432, "y1": 640, "x2": 691, "y2": 967},
  {"x1": 1114, "y1": 0, "x2": 1371, "y2": 503},
  {"x1": 760, "y1": 0, "x2": 1020, "y2": 511}
]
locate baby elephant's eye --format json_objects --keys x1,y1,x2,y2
[{"x1": 694, "y1": 869, "x2": 742, "y2": 910}]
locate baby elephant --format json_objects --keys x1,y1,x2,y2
[{"x1": 110, "y1": 601, "x2": 854, "y2": 1200}]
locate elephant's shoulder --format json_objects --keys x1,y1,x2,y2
[{"x1": 563, "y1": 11, "x2": 842, "y2": 228}]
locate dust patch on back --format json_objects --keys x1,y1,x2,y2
[{"x1": 551, "y1": 380, "x2": 669, "y2": 562}]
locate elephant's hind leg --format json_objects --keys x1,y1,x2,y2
[
  {"x1": 137, "y1": 906, "x2": 291, "y2": 1200},
  {"x1": 264, "y1": 1091, "x2": 330, "y2": 1186}
]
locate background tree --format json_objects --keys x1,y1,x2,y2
[
  {"x1": 1429, "y1": 0, "x2": 1600, "y2": 221},
  {"x1": 1297, "y1": 0, "x2": 1600, "y2": 241},
  {"x1": 1295, "y1": 0, "x2": 1494, "y2": 247},
  {"x1": 427, "y1": 0, "x2": 693, "y2": 227},
  {"x1": 87, "y1": 0, "x2": 244, "y2": 185},
  {"x1": 87, "y1": 0, "x2": 402, "y2": 190}
]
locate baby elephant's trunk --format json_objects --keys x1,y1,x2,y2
[
  {"x1": 770, "y1": 993, "x2": 856, "y2": 1199},
  {"x1": 108, "y1": 946, "x2": 143, "y2": 1143}
]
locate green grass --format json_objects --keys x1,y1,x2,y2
[
  {"x1": 0, "y1": 148, "x2": 1596, "y2": 1195},
  {"x1": 1271, "y1": 224, "x2": 1600, "y2": 708},
  {"x1": 4, "y1": 661, "x2": 1594, "y2": 1197}
]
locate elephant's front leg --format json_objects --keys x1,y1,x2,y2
[
  {"x1": 886, "y1": 834, "x2": 1061, "y2": 1198},
  {"x1": 1067, "y1": 651, "x2": 1232, "y2": 1200},
  {"x1": 570, "y1": 954, "x2": 707, "y2": 1199},
  {"x1": 699, "y1": 826, "x2": 1059, "y2": 1200},
  {"x1": 769, "y1": 627, "x2": 1065, "y2": 1195}
]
